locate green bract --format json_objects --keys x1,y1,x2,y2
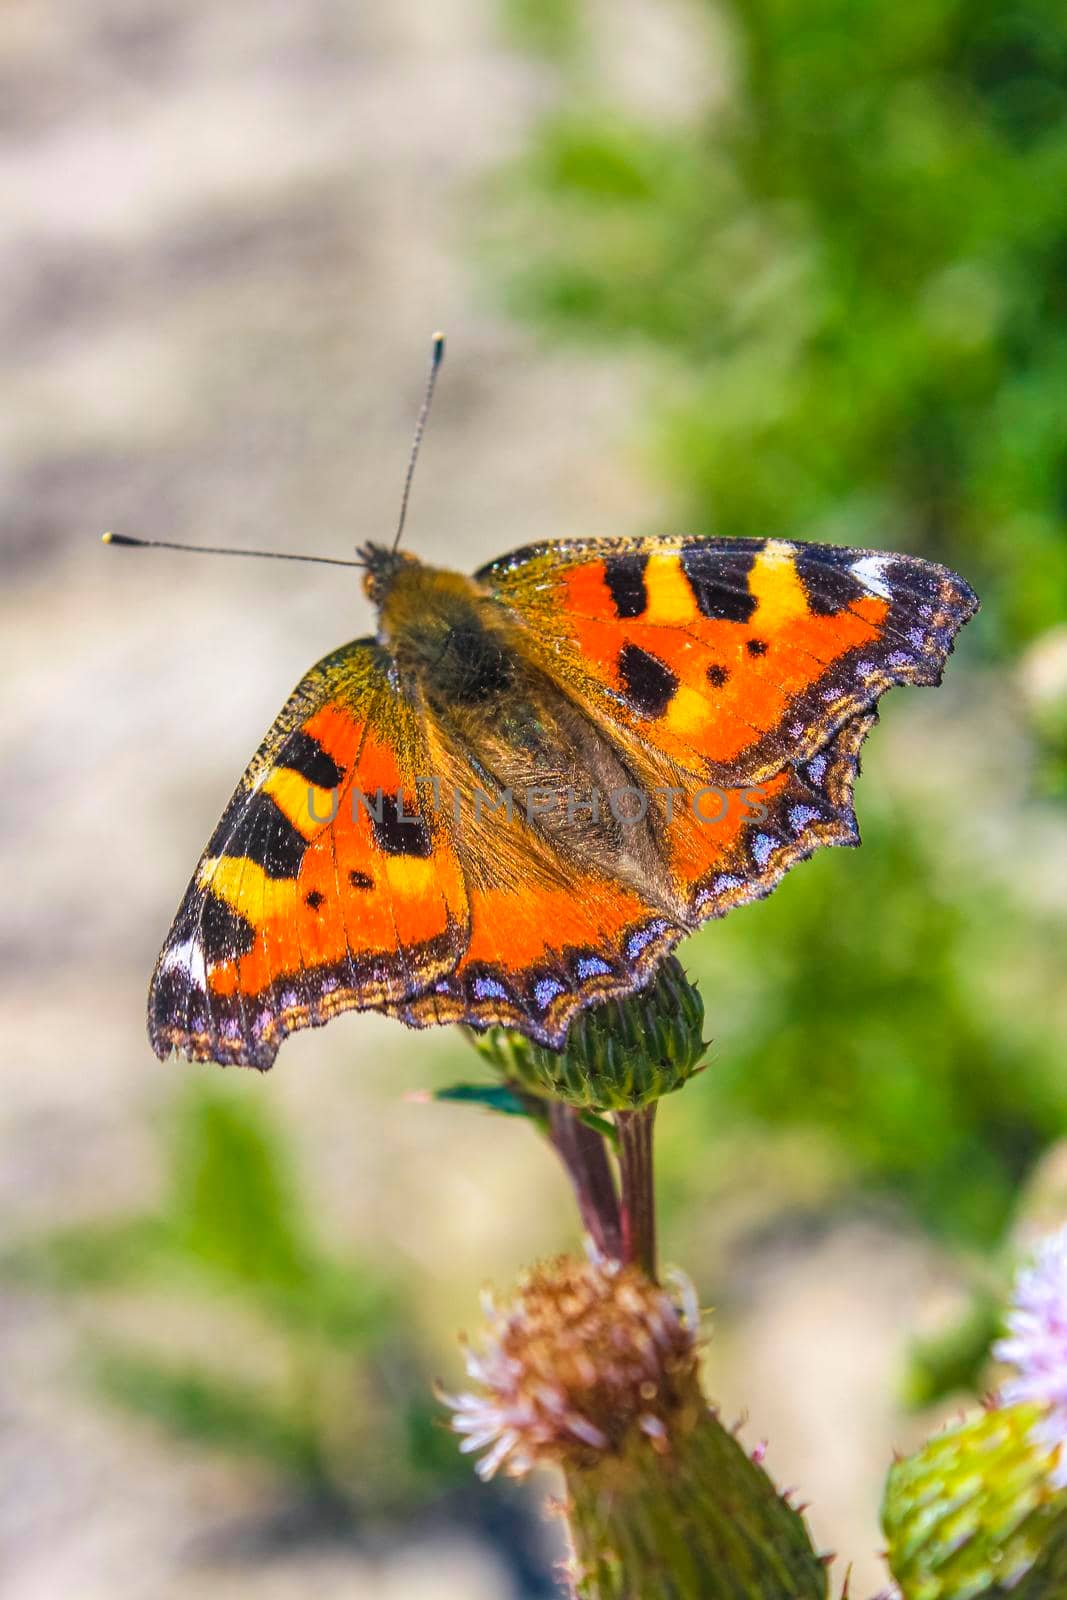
[
  {"x1": 883, "y1": 1402, "x2": 1067, "y2": 1600},
  {"x1": 468, "y1": 957, "x2": 708, "y2": 1111}
]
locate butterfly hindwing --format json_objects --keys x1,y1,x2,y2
[
  {"x1": 384, "y1": 784, "x2": 678, "y2": 1043},
  {"x1": 386, "y1": 713, "x2": 873, "y2": 1045}
]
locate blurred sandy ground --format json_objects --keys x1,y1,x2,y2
[{"x1": 0, "y1": 2, "x2": 962, "y2": 1595}]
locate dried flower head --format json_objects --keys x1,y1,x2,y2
[
  {"x1": 443, "y1": 1252, "x2": 828, "y2": 1598},
  {"x1": 995, "y1": 1224, "x2": 1067, "y2": 1485},
  {"x1": 441, "y1": 1251, "x2": 702, "y2": 1480}
]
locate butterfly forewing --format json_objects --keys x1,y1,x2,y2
[
  {"x1": 149, "y1": 641, "x2": 468, "y2": 1067},
  {"x1": 477, "y1": 536, "x2": 977, "y2": 783}
]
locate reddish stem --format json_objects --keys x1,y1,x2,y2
[
  {"x1": 616, "y1": 1105, "x2": 657, "y2": 1280},
  {"x1": 547, "y1": 1102, "x2": 623, "y2": 1260}
]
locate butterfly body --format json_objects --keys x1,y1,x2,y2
[
  {"x1": 150, "y1": 534, "x2": 977, "y2": 1068},
  {"x1": 365, "y1": 543, "x2": 679, "y2": 912}
]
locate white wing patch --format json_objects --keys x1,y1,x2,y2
[
  {"x1": 160, "y1": 934, "x2": 207, "y2": 990},
  {"x1": 849, "y1": 554, "x2": 893, "y2": 600}
]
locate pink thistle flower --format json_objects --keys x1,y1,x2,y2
[{"x1": 994, "y1": 1224, "x2": 1067, "y2": 1485}]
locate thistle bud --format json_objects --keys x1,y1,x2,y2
[
  {"x1": 882, "y1": 1403, "x2": 1067, "y2": 1599},
  {"x1": 441, "y1": 1252, "x2": 827, "y2": 1599},
  {"x1": 468, "y1": 957, "x2": 708, "y2": 1112},
  {"x1": 883, "y1": 1226, "x2": 1067, "y2": 1599}
]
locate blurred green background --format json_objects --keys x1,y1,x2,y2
[{"x1": 2, "y1": 2, "x2": 1065, "y2": 1596}]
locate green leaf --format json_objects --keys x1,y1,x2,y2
[
  {"x1": 433, "y1": 1081, "x2": 546, "y2": 1120},
  {"x1": 167, "y1": 1085, "x2": 316, "y2": 1293}
]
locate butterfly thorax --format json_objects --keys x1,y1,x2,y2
[
  {"x1": 361, "y1": 545, "x2": 682, "y2": 909},
  {"x1": 361, "y1": 549, "x2": 507, "y2": 707}
]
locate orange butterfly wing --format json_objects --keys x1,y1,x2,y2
[
  {"x1": 384, "y1": 789, "x2": 676, "y2": 1041},
  {"x1": 476, "y1": 536, "x2": 977, "y2": 782},
  {"x1": 149, "y1": 641, "x2": 468, "y2": 1067},
  {"x1": 388, "y1": 713, "x2": 874, "y2": 1044}
]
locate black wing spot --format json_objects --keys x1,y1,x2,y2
[
  {"x1": 372, "y1": 793, "x2": 432, "y2": 857},
  {"x1": 305, "y1": 889, "x2": 325, "y2": 911},
  {"x1": 201, "y1": 892, "x2": 256, "y2": 961},
  {"x1": 794, "y1": 545, "x2": 870, "y2": 616},
  {"x1": 681, "y1": 542, "x2": 758, "y2": 623},
  {"x1": 279, "y1": 730, "x2": 344, "y2": 789},
  {"x1": 747, "y1": 638, "x2": 768, "y2": 657},
  {"x1": 603, "y1": 552, "x2": 649, "y2": 618},
  {"x1": 706, "y1": 663, "x2": 730, "y2": 687},
  {"x1": 619, "y1": 643, "x2": 679, "y2": 718},
  {"x1": 209, "y1": 793, "x2": 307, "y2": 879},
  {"x1": 348, "y1": 870, "x2": 374, "y2": 890}
]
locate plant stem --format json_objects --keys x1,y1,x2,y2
[
  {"x1": 565, "y1": 1400, "x2": 828, "y2": 1599},
  {"x1": 547, "y1": 1102, "x2": 623, "y2": 1260},
  {"x1": 616, "y1": 1105, "x2": 657, "y2": 1280}
]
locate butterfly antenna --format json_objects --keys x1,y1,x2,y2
[
  {"x1": 392, "y1": 331, "x2": 445, "y2": 555},
  {"x1": 101, "y1": 532, "x2": 366, "y2": 569}
]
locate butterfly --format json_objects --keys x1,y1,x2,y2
[{"x1": 137, "y1": 344, "x2": 978, "y2": 1069}]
